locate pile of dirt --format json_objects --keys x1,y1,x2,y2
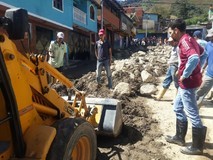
[
  {"x1": 70, "y1": 45, "x2": 171, "y2": 135},
  {"x1": 53, "y1": 45, "x2": 176, "y2": 159}
]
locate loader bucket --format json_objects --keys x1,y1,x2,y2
[
  {"x1": 86, "y1": 98, "x2": 123, "y2": 137},
  {"x1": 63, "y1": 97, "x2": 123, "y2": 137}
]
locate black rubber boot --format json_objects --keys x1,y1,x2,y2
[
  {"x1": 165, "y1": 119, "x2": 188, "y2": 146},
  {"x1": 181, "y1": 126, "x2": 207, "y2": 155}
]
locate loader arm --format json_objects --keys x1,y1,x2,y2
[
  {"x1": 0, "y1": 34, "x2": 96, "y2": 159},
  {"x1": 0, "y1": 8, "x2": 122, "y2": 160}
]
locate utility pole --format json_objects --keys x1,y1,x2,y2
[
  {"x1": 101, "y1": 0, "x2": 104, "y2": 29},
  {"x1": 145, "y1": 15, "x2": 150, "y2": 38},
  {"x1": 145, "y1": 19, "x2": 148, "y2": 38}
]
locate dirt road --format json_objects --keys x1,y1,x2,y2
[
  {"x1": 143, "y1": 77, "x2": 213, "y2": 160},
  {"x1": 96, "y1": 77, "x2": 213, "y2": 160}
]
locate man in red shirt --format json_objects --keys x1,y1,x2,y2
[{"x1": 165, "y1": 19, "x2": 207, "y2": 155}]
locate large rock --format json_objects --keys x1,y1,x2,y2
[
  {"x1": 140, "y1": 84, "x2": 157, "y2": 96},
  {"x1": 114, "y1": 82, "x2": 131, "y2": 96},
  {"x1": 114, "y1": 60, "x2": 125, "y2": 71},
  {"x1": 141, "y1": 70, "x2": 153, "y2": 83},
  {"x1": 156, "y1": 57, "x2": 167, "y2": 64},
  {"x1": 138, "y1": 50, "x2": 146, "y2": 56}
]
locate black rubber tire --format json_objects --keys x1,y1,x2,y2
[{"x1": 47, "y1": 118, "x2": 97, "y2": 160}]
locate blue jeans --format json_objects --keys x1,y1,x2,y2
[
  {"x1": 96, "y1": 59, "x2": 112, "y2": 88},
  {"x1": 56, "y1": 66, "x2": 64, "y2": 72},
  {"x1": 162, "y1": 65, "x2": 179, "y2": 89},
  {"x1": 174, "y1": 87, "x2": 203, "y2": 128},
  {"x1": 196, "y1": 75, "x2": 213, "y2": 105}
]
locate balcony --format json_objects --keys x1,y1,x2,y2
[
  {"x1": 73, "y1": 6, "x2": 86, "y2": 25},
  {"x1": 103, "y1": 7, "x2": 119, "y2": 29}
]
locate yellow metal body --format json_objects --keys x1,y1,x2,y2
[
  {"x1": 0, "y1": 89, "x2": 13, "y2": 160},
  {"x1": 24, "y1": 125, "x2": 56, "y2": 159},
  {"x1": 0, "y1": 33, "x2": 100, "y2": 159}
]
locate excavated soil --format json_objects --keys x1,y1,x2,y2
[
  {"x1": 72, "y1": 72, "x2": 169, "y2": 160},
  {"x1": 54, "y1": 46, "x2": 213, "y2": 160}
]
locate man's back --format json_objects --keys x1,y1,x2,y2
[
  {"x1": 178, "y1": 34, "x2": 203, "y2": 89},
  {"x1": 205, "y1": 41, "x2": 213, "y2": 77}
]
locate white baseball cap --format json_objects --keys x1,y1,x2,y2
[
  {"x1": 57, "y1": 32, "x2": 64, "y2": 39},
  {"x1": 206, "y1": 29, "x2": 213, "y2": 38},
  {"x1": 167, "y1": 37, "x2": 173, "y2": 42}
]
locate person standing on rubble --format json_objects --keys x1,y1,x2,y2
[
  {"x1": 165, "y1": 19, "x2": 207, "y2": 155},
  {"x1": 155, "y1": 37, "x2": 179, "y2": 101},
  {"x1": 95, "y1": 29, "x2": 113, "y2": 89}
]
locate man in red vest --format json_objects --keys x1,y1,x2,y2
[{"x1": 165, "y1": 19, "x2": 207, "y2": 155}]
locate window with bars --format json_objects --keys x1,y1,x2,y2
[{"x1": 53, "y1": 0, "x2": 63, "y2": 11}]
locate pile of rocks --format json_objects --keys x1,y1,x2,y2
[{"x1": 74, "y1": 45, "x2": 173, "y2": 99}]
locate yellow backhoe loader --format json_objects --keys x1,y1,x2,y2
[{"x1": 0, "y1": 8, "x2": 123, "y2": 160}]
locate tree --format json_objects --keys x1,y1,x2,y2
[
  {"x1": 170, "y1": 0, "x2": 207, "y2": 25},
  {"x1": 170, "y1": 0, "x2": 190, "y2": 19},
  {"x1": 151, "y1": 5, "x2": 170, "y2": 19},
  {"x1": 185, "y1": 13, "x2": 208, "y2": 25}
]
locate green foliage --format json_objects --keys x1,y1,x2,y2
[
  {"x1": 185, "y1": 13, "x2": 209, "y2": 25},
  {"x1": 170, "y1": 0, "x2": 208, "y2": 24},
  {"x1": 141, "y1": 0, "x2": 158, "y2": 11},
  {"x1": 119, "y1": 0, "x2": 210, "y2": 26},
  {"x1": 170, "y1": 0, "x2": 191, "y2": 19},
  {"x1": 187, "y1": 5, "x2": 202, "y2": 18},
  {"x1": 151, "y1": 5, "x2": 170, "y2": 19}
]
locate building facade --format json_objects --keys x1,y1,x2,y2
[
  {"x1": 0, "y1": 0, "x2": 98, "y2": 60},
  {"x1": 96, "y1": 0, "x2": 135, "y2": 50},
  {"x1": 0, "y1": 0, "x2": 134, "y2": 60}
]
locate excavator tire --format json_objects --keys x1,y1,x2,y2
[{"x1": 46, "y1": 117, "x2": 97, "y2": 160}]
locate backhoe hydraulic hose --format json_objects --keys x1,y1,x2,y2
[{"x1": 33, "y1": 102, "x2": 58, "y2": 116}]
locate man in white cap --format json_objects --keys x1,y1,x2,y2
[
  {"x1": 155, "y1": 36, "x2": 179, "y2": 101},
  {"x1": 48, "y1": 31, "x2": 68, "y2": 72},
  {"x1": 196, "y1": 29, "x2": 213, "y2": 107}
]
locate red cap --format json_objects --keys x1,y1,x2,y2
[{"x1": 98, "y1": 29, "x2": 105, "y2": 35}]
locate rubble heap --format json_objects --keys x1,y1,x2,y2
[
  {"x1": 53, "y1": 45, "x2": 174, "y2": 159},
  {"x1": 74, "y1": 45, "x2": 172, "y2": 99}
]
